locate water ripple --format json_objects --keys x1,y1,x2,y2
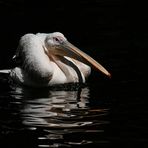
[
  {"x1": 19, "y1": 87, "x2": 108, "y2": 128},
  {"x1": 1, "y1": 84, "x2": 110, "y2": 147}
]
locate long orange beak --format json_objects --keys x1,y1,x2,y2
[{"x1": 47, "y1": 41, "x2": 111, "y2": 78}]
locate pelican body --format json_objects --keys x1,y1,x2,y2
[{"x1": 10, "y1": 32, "x2": 110, "y2": 87}]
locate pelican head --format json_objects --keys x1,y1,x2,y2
[
  {"x1": 45, "y1": 32, "x2": 66, "y2": 47},
  {"x1": 44, "y1": 32, "x2": 111, "y2": 78}
]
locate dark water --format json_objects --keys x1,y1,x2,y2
[
  {"x1": 0, "y1": 76, "x2": 111, "y2": 148},
  {"x1": 0, "y1": 53, "x2": 147, "y2": 148}
]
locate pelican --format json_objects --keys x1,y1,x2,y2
[{"x1": 8, "y1": 32, "x2": 110, "y2": 87}]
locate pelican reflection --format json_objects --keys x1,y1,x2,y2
[{"x1": 20, "y1": 87, "x2": 90, "y2": 127}]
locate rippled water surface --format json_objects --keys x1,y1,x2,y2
[
  {"x1": 0, "y1": 67, "x2": 147, "y2": 148},
  {"x1": 0, "y1": 75, "x2": 112, "y2": 148}
]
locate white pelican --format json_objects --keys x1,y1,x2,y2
[{"x1": 8, "y1": 32, "x2": 111, "y2": 87}]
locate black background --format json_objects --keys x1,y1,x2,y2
[
  {"x1": 0, "y1": 1, "x2": 146, "y2": 63},
  {"x1": 0, "y1": 1, "x2": 148, "y2": 147},
  {"x1": 0, "y1": 1, "x2": 147, "y2": 96},
  {"x1": 0, "y1": 0, "x2": 146, "y2": 84}
]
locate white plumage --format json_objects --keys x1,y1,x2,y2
[{"x1": 7, "y1": 32, "x2": 110, "y2": 87}]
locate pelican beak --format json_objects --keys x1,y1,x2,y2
[{"x1": 52, "y1": 41, "x2": 111, "y2": 78}]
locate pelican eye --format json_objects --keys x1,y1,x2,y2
[
  {"x1": 54, "y1": 37, "x2": 59, "y2": 42},
  {"x1": 53, "y1": 36, "x2": 64, "y2": 44}
]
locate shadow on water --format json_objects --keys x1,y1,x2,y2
[{"x1": 0, "y1": 75, "x2": 110, "y2": 148}]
